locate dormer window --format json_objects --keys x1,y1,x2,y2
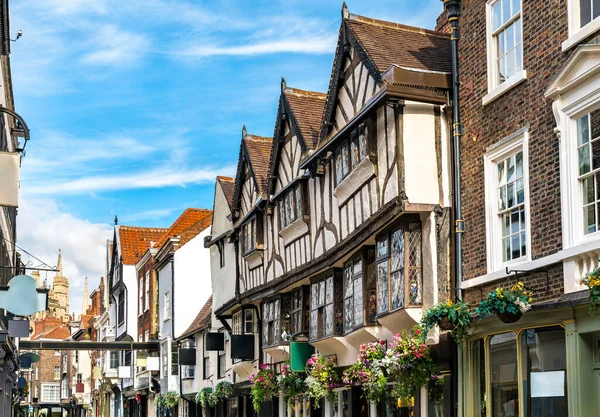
[
  {"x1": 334, "y1": 121, "x2": 369, "y2": 186},
  {"x1": 279, "y1": 183, "x2": 303, "y2": 230}
]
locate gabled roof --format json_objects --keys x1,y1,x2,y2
[
  {"x1": 31, "y1": 324, "x2": 71, "y2": 340},
  {"x1": 178, "y1": 296, "x2": 213, "y2": 340},
  {"x1": 118, "y1": 226, "x2": 168, "y2": 265},
  {"x1": 317, "y1": 5, "x2": 451, "y2": 148},
  {"x1": 283, "y1": 83, "x2": 327, "y2": 150},
  {"x1": 217, "y1": 176, "x2": 235, "y2": 210},
  {"x1": 155, "y1": 208, "x2": 213, "y2": 249},
  {"x1": 232, "y1": 127, "x2": 273, "y2": 210}
]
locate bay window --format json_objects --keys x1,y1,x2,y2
[
  {"x1": 577, "y1": 110, "x2": 600, "y2": 234},
  {"x1": 232, "y1": 308, "x2": 255, "y2": 335},
  {"x1": 375, "y1": 222, "x2": 422, "y2": 315},
  {"x1": 334, "y1": 121, "x2": 369, "y2": 186},
  {"x1": 470, "y1": 327, "x2": 567, "y2": 416},
  {"x1": 344, "y1": 249, "x2": 377, "y2": 332},
  {"x1": 279, "y1": 183, "x2": 303, "y2": 229},
  {"x1": 262, "y1": 297, "x2": 282, "y2": 347},
  {"x1": 309, "y1": 273, "x2": 342, "y2": 340},
  {"x1": 290, "y1": 286, "x2": 310, "y2": 336}
]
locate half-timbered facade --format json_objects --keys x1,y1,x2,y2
[{"x1": 207, "y1": 5, "x2": 454, "y2": 417}]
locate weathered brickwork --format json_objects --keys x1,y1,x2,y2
[{"x1": 459, "y1": 0, "x2": 571, "y2": 300}]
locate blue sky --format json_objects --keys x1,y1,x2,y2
[{"x1": 11, "y1": 0, "x2": 442, "y2": 313}]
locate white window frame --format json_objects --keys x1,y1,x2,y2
[
  {"x1": 41, "y1": 383, "x2": 60, "y2": 403},
  {"x1": 161, "y1": 340, "x2": 169, "y2": 379},
  {"x1": 164, "y1": 291, "x2": 171, "y2": 321},
  {"x1": 483, "y1": 0, "x2": 527, "y2": 106},
  {"x1": 145, "y1": 330, "x2": 150, "y2": 342},
  {"x1": 54, "y1": 366, "x2": 60, "y2": 380},
  {"x1": 564, "y1": 0, "x2": 600, "y2": 51},
  {"x1": 138, "y1": 277, "x2": 143, "y2": 317},
  {"x1": 484, "y1": 128, "x2": 531, "y2": 273},
  {"x1": 144, "y1": 272, "x2": 150, "y2": 311}
]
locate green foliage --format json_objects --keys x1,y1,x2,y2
[
  {"x1": 305, "y1": 355, "x2": 339, "y2": 407},
  {"x1": 476, "y1": 282, "x2": 532, "y2": 317},
  {"x1": 342, "y1": 341, "x2": 388, "y2": 403},
  {"x1": 277, "y1": 363, "x2": 306, "y2": 403},
  {"x1": 164, "y1": 391, "x2": 179, "y2": 409},
  {"x1": 421, "y1": 299, "x2": 473, "y2": 341},
  {"x1": 155, "y1": 394, "x2": 166, "y2": 409},
  {"x1": 196, "y1": 387, "x2": 215, "y2": 408},
  {"x1": 583, "y1": 266, "x2": 600, "y2": 314},
  {"x1": 249, "y1": 364, "x2": 278, "y2": 412},
  {"x1": 213, "y1": 381, "x2": 233, "y2": 403},
  {"x1": 427, "y1": 375, "x2": 444, "y2": 403}
]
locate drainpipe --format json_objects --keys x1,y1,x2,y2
[{"x1": 441, "y1": 2, "x2": 463, "y2": 417}]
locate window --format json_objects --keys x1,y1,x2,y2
[
  {"x1": 577, "y1": 111, "x2": 600, "y2": 235},
  {"x1": 164, "y1": 291, "x2": 171, "y2": 321},
  {"x1": 118, "y1": 293, "x2": 125, "y2": 326},
  {"x1": 334, "y1": 121, "x2": 369, "y2": 186},
  {"x1": 470, "y1": 327, "x2": 567, "y2": 417},
  {"x1": 488, "y1": 0, "x2": 523, "y2": 88},
  {"x1": 76, "y1": 374, "x2": 82, "y2": 384},
  {"x1": 218, "y1": 241, "x2": 225, "y2": 268},
  {"x1": 344, "y1": 256, "x2": 363, "y2": 332},
  {"x1": 244, "y1": 309, "x2": 255, "y2": 334},
  {"x1": 497, "y1": 150, "x2": 527, "y2": 261},
  {"x1": 54, "y1": 350, "x2": 60, "y2": 357},
  {"x1": 145, "y1": 330, "x2": 150, "y2": 342},
  {"x1": 179, "y1": 400, "x2": 189, "y2": 417},
  {"x1": 290, "y1": 286, "x2": 309, "y2": 336},
  {"x1": 242, "y1": 220, "x2": 256, "y2": 254},
  {"x1": 309, "y1": 275, "x2": 341, "y2": 340},
  {"x1": 203, "y1": 335, "x2": 210, "y2": 380},
  {"x1": 41, "y1": 383, "x2": 60, "y2": 403},
  {"x1": 54, "y1": 366, "x2": 60, "y2": 380},
  {"x1": 375, "y1": 223, "x2": 422, "y2": 315},
  {"x1": 232, "y1": 312, "x2": 242, "y2": 335},
  {"x1": 161, "y1": 342, "x2": 169, "y2": 378},
  {"x1": 484, "y1": 130, "x2": 530, "y2": 271},
  {"x1": 181, "y1": 339, "x2": 196, "y2": 379},
  {"x1": 74, "y1": 351, "x2": 79, "y2": 363},
  {"x1": 171, "y1": 341, "x2": 179, "y2": 376},
  {"x1": 110, "y1": 351, "x2": 119, "y2": 369},
  {"x1": 579, "y1": 0, "x2": 600, "y2": 28},
  {"x1": 218, "y1": 340, "x2": 226, "y2": 379},
  {"x1": 144, "y1": 272, "x2": 150, "y2": 311},
  {"x1": 279, "y1": 183, "x2": 303, "y2": 229},
  {"x1": 262, "y1": 298, "x2": 282, "y2": 347},
  {"x1": 139, "y1": 277, "x2": 144, "y2": 316},
  {"x1": 124, "y1": 350, "x2": 132, "y2": 367}
]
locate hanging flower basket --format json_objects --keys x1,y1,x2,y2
[
  {"x1": 583, "y1": 268, "x2": 600, "y2": 315},
  {"x1": 421, "y1": 299, "x2": 472, "y2": 341},
  {"x1": 497, "y1": 311, "x2": 522, "y2": 323},
  {"x1": 305, "y1": 354, "x2": 340, "y2": 407},
  {"x1": 438, "y1": 317, "x2": 455, "y2": 330},
  {"x1": 342, "y1": 341, "x2": 387, "y2": 403},
  {"x1": 196, "y1": 387, "x2": 215, "y2": 408},
  {"x1": 249, "y1": 364, "x2": 278, "y2": 412},
  {"x1": 476, "y1": 282, "x2": 532, "y2": 323}
]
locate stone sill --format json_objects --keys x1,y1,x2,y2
[
  {"x1": 279, "y1": 218, "x2": 309, "y2": 245},
  {"x1": 333, "y1": 158, "x2": 376, "y2": 205},
  {"x1": 563, "y1": 18, "x2": 600, "y2": 52},
  {"x1": 482, "y1": 71, "x2": 527, "y2": 106}
]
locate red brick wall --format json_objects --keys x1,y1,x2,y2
[
  {"x1": 32, "y1": 350, "x2": 63, "y2": 402},
  {"x1": 458, "y1": 0, "x2": 569, "y2": 299},
  {"x1": 138, "y1": 257, "x2": 158, "y2": 341}
]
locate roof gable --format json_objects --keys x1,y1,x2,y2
[
  {"x1": 155, "y1": 208, "x2": 213, "y2": 249},
  {"x1": 118, "y1": 226, "x2": 168, "y2": 265},
  {"x1": 217, "y1": 176, "x2": 235, "y2": 210}
]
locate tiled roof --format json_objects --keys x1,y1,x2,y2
[
  {"x1": 32, "y1": 324, "x2": 71, "y2": 340},
  {"x1": 155, "y1": 208, "x2": 213, "y2": 249},
  {"x1": 284, "y1": 87, "x2": 327, "y2": 150},
  {"x1": 217, "y1": 176, "x2": 235, "y2": 209},
  {"x1": 118, "y1": 226, "x2": 168, "y2": 265},
  {"x1": 178, "y1": 296, "x2": 212, "y2": 339},
  {"x1": 244, "y1": 135, "x2": 273, "y2": 195},
  {"x1": 346, "y1": 14, "x2": 452, "y2": 74},
  {"x1": 177, "y1": 215, "x2": 213, "y2": 249}
]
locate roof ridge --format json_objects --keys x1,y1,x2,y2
[
  {"x1": 217, "y1": 176, "x2": 234, "y2": 182},
  {"x1": 284, "y1": 87, "x2": 327, "y2": 99},
  {"x1": 119, "y1": 225, "x2": 168, "y2": 231},
  {"x1": 244, "y1": 134, "x2": 273, "y2": 143},
  {"x1": 347, "y1": 14, "x2": 450, "y2": 39}
]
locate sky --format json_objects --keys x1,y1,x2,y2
[{"x1": 11, "y1": 0, "x2": 442, "y2": 316}]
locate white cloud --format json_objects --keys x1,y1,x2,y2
[
  {"x1": 24, "y1": 164, "x2": 237, "y2": 196},
  {"x1": 17, "y1": 198, "x2": 112, "y2": 316},
  {"x1": 81, "y1": 25, "x2": 150, "y2": 66}
]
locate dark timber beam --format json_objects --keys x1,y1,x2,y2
[{"x1": 19, "y1": 341, "x2": 159, "y2": 351}]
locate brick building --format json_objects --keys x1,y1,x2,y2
[{"x1": 450, "y1": 0, "x2": 600, "y2": 416}]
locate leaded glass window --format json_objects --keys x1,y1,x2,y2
[
  {"x1": 290, "y1": 286, "x2": 309, "y2": 336},
  {"x1": 343, "y1": 256, "x2": 364, "y2": 332},
  {"x1": 334, "y1": 121, "x2": 370, "y2": 186},
  {"x1": 310, "y1": 275, "x2": 337, "y2": 340},
  {"x1": 577, "y1": 110, "x2": 600, "y2": 235},
  {"x1": 262, "y1": 298, "x2": 283, "y2": 347},
  {"x1": 375, "y1": 223, "x2": 423, "y2": 315},
  {"x1": 243, "y1": 219, "x2": 256, "y2": 254}
]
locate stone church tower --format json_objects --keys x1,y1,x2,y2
[{"x1": 48, "y1": 249, "x2": 70, "y2": 320}]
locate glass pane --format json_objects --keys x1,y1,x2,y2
[
  {"x1": 579, "y1": 144, "x2": 591, "y2": 175},
  {"x1": 490, "y1": 333, "x2": 519, "y2": 417},
  {"x1": 359, "y1": 124, "x2": 368, "y2": 160},
  {"x1": 584, "y1": 176, "x2": 595, "y2": 205},
  {"x1": 344, "y1": 297, "x2": 353, "y2": 332},
  {"x1": 472, "y1": 340, "x2": 487, "y2": 417},
  {"x1": 335, "y1": 148, "x2": 344, "y2": 184},
  {"x1": 311, "y1": 283, "x2": 318, "y2": 308},
  {"x1": 351, "y1": 136, "x2": 360, "y2": 169},
  {"x1": 391, "y1": 229, "x2": 405, "y2": 272},
  {"x1": 511, "y1": 234, "x2": 520, "y2": 259},
  {"x1": 512, "y1": 0, "x2": 520, "y2": 15},
  {"x1": 354, "y1": 258, "x2": 362, "y2": 274},
  {"x1": 498, "y1": 159, "x2": 505, "y2": 184},
  {"x1": 310, "y1": 310, "x2": 318, "y2": 339},
  {"x1": 516, "y1": 151, "x2": 523, "y2": 177},
  {"x1": 377, "y1": 262, "x2": 389, "y2": 314},
  {"x1": 295, "y1": 185, "x2": 302, "y2": 220},
  {"x1": 516, "y1": 178, "x2": 524, "y2": 204},
  {"x1": 319, "y1": 281, "x2": 325, "y2": 305},
  {"x1": 520, "y1": 327, "x2": 568, "y2": 417},
  {"x1": 592, "y1": 139, "x2": 600, "y2": 170},
  {"x1": 344, "y1": 265, "x2": 353, "y2": 297},
  {"x1": 342, "y1": 143, "x2": 350, "y2": 177},
  {"x1": 502, "y1": 0, "x2": 511, "y2": 25},
  {"x1": 354, "y1": 278, "x2": 363, "y2": 326},
  {"x1": 507, "y1": 155, "x2": 515, "y2": 182},
  {"x1": 505, "y1": 24, "x2": 515, "y2": 54},
  {"x1": 520, "y1": 231, "x2": 527, "y2": 257},
  {"x1": 578, "y1": 115, "x2": 590, "y2": 145},
  {"x1": 507, "y1": 48, "x2": 516, "y2": 79},
  {"x1": 507, "y1": 182, "x2": 515, "y2": 208},
  {"x1": 592, "y1": 109, "x2": 600, "y2": 139},
  {"x1": 325, "y1": 304, "x2": 334, "y2": 335},
  {"x1": 497, "y1": 30, "x2": 505, "y2": 56},
  {"x1": 409, "y1": 224, "x2": 422, "y2": 266},
  {"x1": 503, "y1": 237, "x2": 510, "y2": 262},
  {"x1": 595, "y1": 0, "x2": 600, "y2": 20},
  {"x1": 493, "y1": 1, "x2": 502, "y2": 30},
  {"x1": 499, "y1": 185, "x2": 507, "y2": 211},
  {"x1": 584, "y1": 203, "x2": 597, "y2": 234},
  {"x1": 511, "y1": 209, "x2": 519, "y2": 234},
  {"x1": 581, "y1": 0, "x2": 592, "y2": 27},
  {"x1": 390, "y1": 270, "x2": 404, "y2": 310},
  {"x1": 326, "y1": 277, "x2": 333, "y2": 304},
  {"x1": 516, "y1": 44, "x2": 523, "y2": 72},
  {"x1": 377, "y1": 236, "x2": 388, "y2": 258},
  {"x1": 520, "y1": 207, "x2": 526, "y2": 232},
  {"x1": 504, "y1": 213, "x2": 510, "y2": 237},
  {"x1": 408, "y1": 269, "x2": 422, "y2": 305},
  {"x1": 499, "y1": 55, "x2": 507, "y2": 83},
  {"x1": 596, "y1": 173, "x2": 600, "y2": 200}
]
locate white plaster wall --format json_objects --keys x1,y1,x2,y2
[
  {"x1": 174, "y1": 228, "x2": 212, "y2": 338},
  {"x1": 403, "y1": 101, "x2": 440, "y2": 205},
  {"x1": 158, "y1": 262, "x2": 173, "y2": 339},
  {"x1": 123, "y1": 264, "x2": 138, "y2": 339}
]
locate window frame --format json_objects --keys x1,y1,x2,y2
[
  {"x1": 139, "y1": 277, "x2": 144, "y2": 316},
  {"x1": 242, "y1": 219, "x2": 257, "y2": 255},
  {"x1": 343, "y1": 254, "x2": 366, "y2": 333},
  {"x1": 333, "y1": 121, "x2": 370, "y2": 187},
  {"x1": 262, "y1": 294, "x2": 290, "y2": 347},
  {"x1": 483, "y1": 129, "x2": 531, "y2": 273},
  {"x1": 290, "y1": 286, "x2": 310, "y2": 337},
  {"x1": 118, "y1": 293, "x2": 125, "y2": 326},
  {"x1": 203, "y1": 334, "x2": 210, "y2": 380},
  {"x1": 217, "y1": 330, "x2": 226, "y2": 379},
  {"x1": 565, "y1": 0, "x2": 600, "y2": 51},
  {"x1": 164, "y1": 291, "x2": 171, "y2": 321},
  {"x1": 144, "y1": 271, "x2": 150, "y2": 312},
  {"x1": 41, "y1": 383, "x2": 60, "y2": 403},
  {"x1": 171, "y1": 341, "x2": 179, "y2": 376},
  {"x1": 576, "y1": 111, "x2": 600, "y2": 236},
  {"x1": 309, "y1": 272, "x2": 343, "y2": 341},
  {"x1": 375, "y1": 221, "x2": 423, "y2": 316},
  {"x1": 484, "y1": 0, "x2": 527, "y2": 105},
  {"x1": 278, "y1": 182, "x2": 305, "y2": 230},
  {"x1": 54, "y1": 366, "x2": 60, "y2": 380}
]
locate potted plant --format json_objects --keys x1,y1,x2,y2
[
  {"x1": 164, "y1": 391, "x2": 180, "y2": 411},
  {"x1": 476, "y1": 282, "x2": 532, "y2": 323},
  {"x1": 383, "y1": 327, "x2": 438, "y2": 405},
  {"x1": 249, "y1": 364, "x2": 278, "y2": 412},
  {"x1": 421, "y1": 299, "x2": 472, "y2": 341},
  {"x1": 305, "y1": 354, "x2": 339, "y2": 407},
  {"x1": 342, "y1": 341, "x2": 387, "y2": 403},
  {"x1": 212, "y1": 381, "x2": 233, "y2": 404},
  {"x1": 583, "y1": 266, "x2": 600, "y2": 314},
  {"x1": 277, "y1": 362, "x2": 306, "y2": 404},
  {"x1": 196, "y1": 387, "x2": 215, "y2": 408}
]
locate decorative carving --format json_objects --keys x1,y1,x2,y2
[{"x1": 551, "y1": 101, "x2": 563, "y2": 140}]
